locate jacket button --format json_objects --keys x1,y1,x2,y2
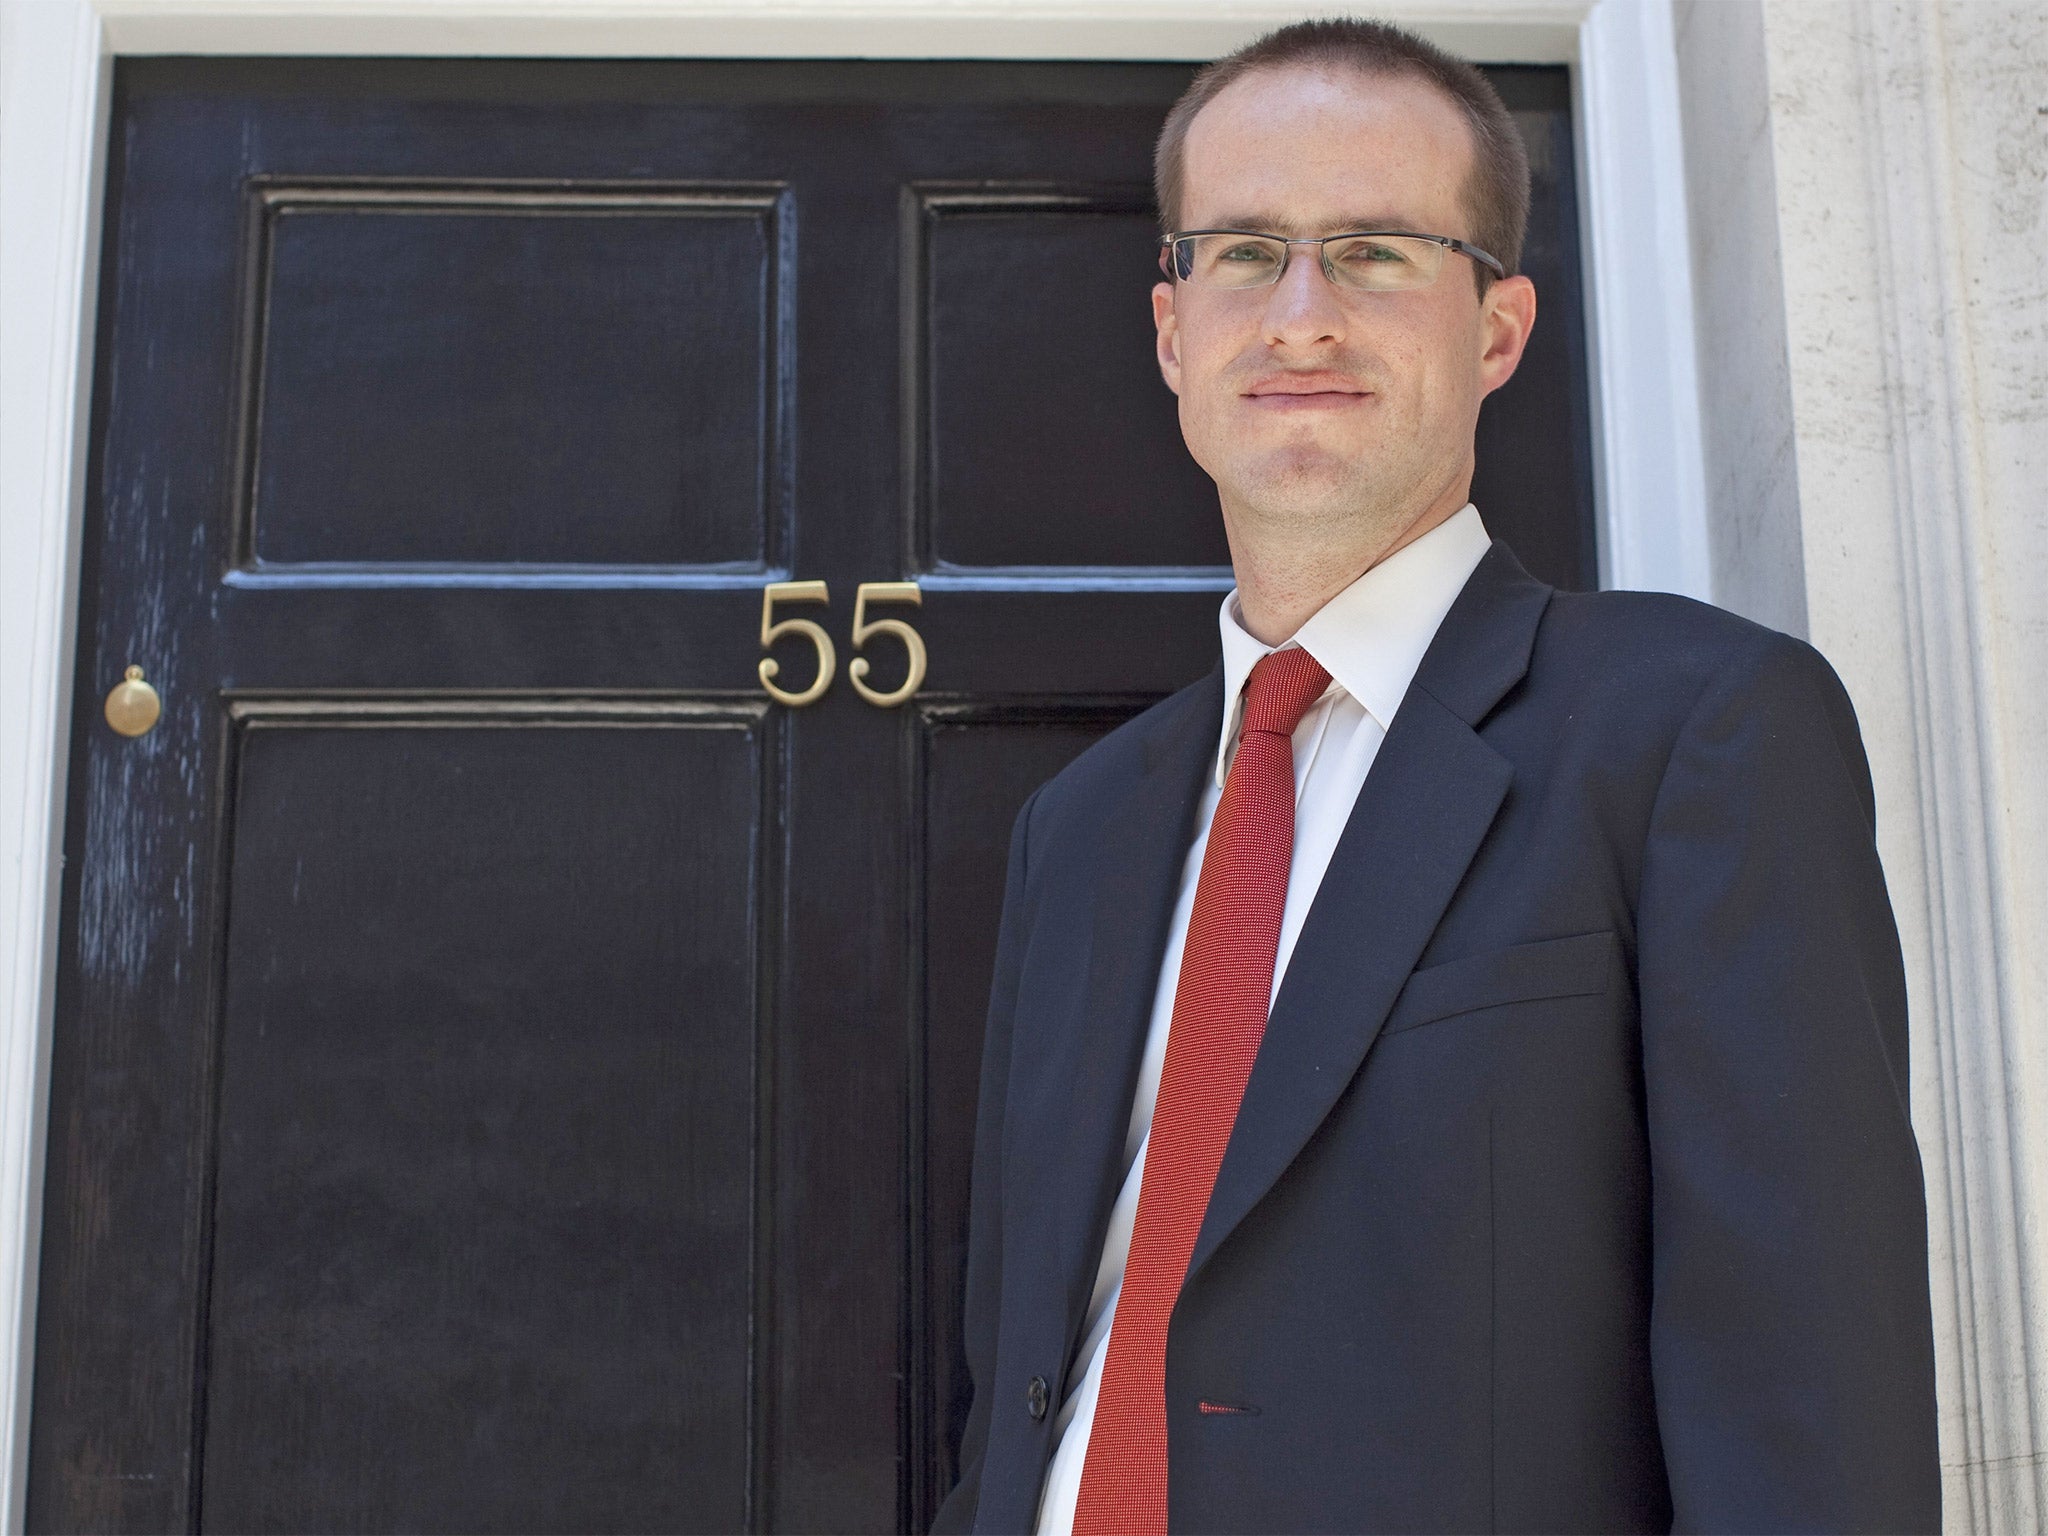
[{"x1": 1025, "y1": 1375, "x2": 1050, "y2": 1421}]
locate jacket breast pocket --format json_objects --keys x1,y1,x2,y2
[{"x1": 1381, "y1": 930, "x2": 1620, "y2": 1038}]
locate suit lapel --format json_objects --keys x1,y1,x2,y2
[
  {"x1": 1017, "y1": 668, "x2": 1222, "y2": 1329},
  {"x1": 1188, "y1": 544, "x2": 1553, "y2": 1281}
]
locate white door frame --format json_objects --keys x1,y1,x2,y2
[{"x1": 0, "y1": 0, "x2": 1705, "y2": 1525}]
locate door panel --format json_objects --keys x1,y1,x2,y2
[
  {"x1": 1468, "y1": 82, "x2": 1598, "y2": 590},
  {"x1": 911, "y1": 704, "x2": 1161, "y2": 1524},
  {"x1": 36, "y1": 56, "x2": 1592, "y2": 1535},
  {"x1": 204, "y1": 713, "x2": 762, "y2": 1534},
  {"x1": 916, "y1": 191, "x2": 1228, "y2": 572},
  {"x1": 244, "y1": 183, "x2": 786, "y2": 571}
]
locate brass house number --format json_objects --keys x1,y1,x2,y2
[{"x1": 758, "y1": 581, "x2": 926, "y2": 708}]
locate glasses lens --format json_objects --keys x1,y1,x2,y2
[
  {"x1": 1322, "y1": 234, "x2": 1444, "y2": 291},
  {"x1": 1180, "y1": 233, "x2": 1287, "y2": 289}
]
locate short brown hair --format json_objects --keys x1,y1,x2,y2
[{"x1": 1155, "y1": 18, "x2": 1531, "y2": 292}]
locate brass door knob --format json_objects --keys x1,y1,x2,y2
[{"x1": 104, "y1": 665, "x2": 161, "y2": 738}]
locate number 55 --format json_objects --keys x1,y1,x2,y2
[{"x1": 848, "y1": 582, "x2": 926, "y2": 708}]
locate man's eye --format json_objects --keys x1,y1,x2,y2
[
  {"x1": 1339, "y1": 241, "x2": 1411, "y2": 265},
  {"x1": 1217, "y1": 242, "x2": 1278, "y2": 265}
]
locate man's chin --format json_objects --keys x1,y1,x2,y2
[{"x1": 1226, "y1": 452, "x2": 1382, "y2": 522}]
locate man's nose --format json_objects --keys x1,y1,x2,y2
[{"x1": 1261, "y1": 245, "x2": 1348, "y2": 348}]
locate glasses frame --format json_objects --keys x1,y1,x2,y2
[{"x1": 1157, "y1": 228, "x2": 1508, "y2": 289}]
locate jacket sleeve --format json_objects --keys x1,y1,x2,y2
[
  {"x1": 1636, "y1": 631, "x2": 1940, "y2": 1532},
  {"x1": 932, "y1": 785, "x2": 1042, "y2": 1535}
]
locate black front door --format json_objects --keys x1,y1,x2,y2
[{"x1": 34, "y1": 57, "x2": 1591, "y2": 1534}]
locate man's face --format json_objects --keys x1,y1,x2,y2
[{"x1": 1153, "y1": 65, "x2": 1535, "y2": 552}]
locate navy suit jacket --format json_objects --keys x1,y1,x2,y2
[{"x1": 933, "y1": 543, "x2": 1940, "y2": 1534}]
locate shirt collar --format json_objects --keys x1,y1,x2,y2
[{"x1": 1213, "y1": 503, "x2": 1493, "y2": 788}]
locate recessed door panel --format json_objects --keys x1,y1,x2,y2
[
  {"x1": 203, "y1": 713, "x2": 762, "y2": 1533},
  {"x1": 910, "y1": 705, "x2": 1154, "y2": 1527},
  {"x1": 243, "y1": 184, "x2": 785, "y2": 571},
  {"x1": 915, "y1": 191, "x2": 1227, "y2": 573},
  {"x1": 1467, "y1": 84, "x2": 1599, "y2": 591}
]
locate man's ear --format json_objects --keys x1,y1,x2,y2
[
  {"x1": 1476, "y1": 273, "x2": 1536, "y2": 400},
  {"x1": 1152, "y1": 281, "x2": 1182, "y2": 396}
]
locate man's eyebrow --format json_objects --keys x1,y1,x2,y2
[{"x1": 1196, "y1": 213, "x2": 1424, "y2": 235}]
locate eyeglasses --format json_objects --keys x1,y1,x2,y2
[{"x1": 1158, "y1": 229, "x2": 1506, "y2": 292}]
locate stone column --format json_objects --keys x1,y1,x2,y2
[{"x1": 1676, "y1": 2, "x2": 2048, "y2": 1527}]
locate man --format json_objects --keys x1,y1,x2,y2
[{"x1": 935, "y1": 19, "x2": 1939, "y2": 1536}]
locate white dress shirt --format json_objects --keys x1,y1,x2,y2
[{"x1": 1032, "y1": 504, "x2": 1494, "y2": 1536}]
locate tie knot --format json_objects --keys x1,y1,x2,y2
[{"x1": 1240, "y1": 647, "x2": 1332, "y2": 738}]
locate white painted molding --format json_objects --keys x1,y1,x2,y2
[
  {"x1": 91, "y1": 0, "x2": 1589, "y2": 63},
  {"x1": 0, "y1": 1, "x2": 110, "y2": 1528},
  {"x1": 1576, "y1": 0, "x2": 1710, "y2": 598}
]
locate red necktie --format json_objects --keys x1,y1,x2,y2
[{"x1": 1073, "y1": 647, "x2": 1333, "y2": 1536}]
